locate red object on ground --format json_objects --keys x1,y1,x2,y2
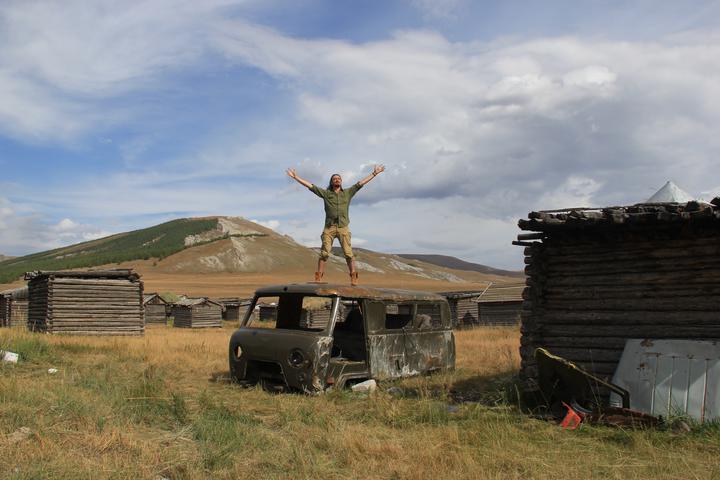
[{"x1": 559, "y1": 402, "x2": 584, "y2": 430}]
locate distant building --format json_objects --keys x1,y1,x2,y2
[
  {"x1": 172, "y1": 297, "x2": 223, "y2": 328},
  {"x1": 143, "y1": 293, "x2": 168, "y2": 325},
  {"x1": 476, "y1": 283, "x2": 524, "y2": 326},
  {"x1": 440, "y1": 291, "x2": 483, "y2": 328},
  {"x1": 26, "y1": 270, "x2": 143, "y2": 335},
  {"x1": 0, "y1": 286, "x2": 28, "y2": 328}
]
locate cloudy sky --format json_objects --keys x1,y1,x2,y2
[{"x1": 1, "y1": 0, "x2": 719, "y2": 269}]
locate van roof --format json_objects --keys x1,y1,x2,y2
[{"x1": 254, "y1": 283, "x2": 446, "y2": 302}]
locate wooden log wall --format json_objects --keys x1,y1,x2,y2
[
  {"x1": 27, "y1": 275, "x2": 143, "y2": 335},
  {"x1": 9, "y1": 300, "x2": 28, "y2": 327},
  {"x1": 519, "y1": 218, "x2": 720, "y2": 394},
  {"x1": 259, "y1": 305, "x2": 277, "y2": 322},
  {"x1": 478, "y1": 301, "x2": 521, "y2": 326},
  {"x1": 447, "y1": 297, "x2": 480, "y2": 328},
  {"x1": 0, "y1": 295, "x2": 9, "y2": 327},
  {"x1": 144, "y1": 304, "x2": 167, "y2": 325},
  {"x1": 173, "y1": 303, "x2": 222, "y2": 328},
  {"x1": 222, "y1": 305, "x2": 240, "y2": 321}
]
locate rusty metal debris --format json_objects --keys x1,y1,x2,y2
[
  {"x1": 229, "y1": 283, "x2": 455, "y2": 393},
  {"x1": 533, "y1": 348, "x2": 663, "y2": 428}
]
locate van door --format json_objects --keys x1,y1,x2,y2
[{"x1": 364, "y1": 300, "x2": 414, "y2": 379}]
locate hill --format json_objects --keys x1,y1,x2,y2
[
  {"x1": 0, "y1": 217, "x2": 515, "y2": 295},
  {"x1": 398, "y1": 254, "x2": 523, "y2": 277},
  {"x1": 0, "y1": 254, "x2": 13, "y2": 262}
]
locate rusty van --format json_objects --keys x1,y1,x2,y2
[{"x1": 228, "y1": 283, "x2": 455, "y2": 392}]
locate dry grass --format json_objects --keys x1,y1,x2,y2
[{"x1": 1, "y1": 326, "x2": 719, "y2": 480}]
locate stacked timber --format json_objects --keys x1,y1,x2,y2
[
  {"x1": 143, "y1": 293, "x2": 168, "y2": 325},
  {"x1": 25, "y1": 270, "x2": 143, "y2": 335},
  {"x1": 0, "y1": 286, "x2": 28, "y2": 327},
  {"x1": 477, "y1": 283, "x2": 524, "y2": 326},
  {"x1": 440, "y1": 291, "x2": 483, "y2": 328},
  {"x1": 172, "y1": 297, "x2": 222, "y2": 328},
  {"x1": 516, "y1": 199, "x2": 720, "y2": 395}
]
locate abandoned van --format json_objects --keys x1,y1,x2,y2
[{"x1": 228, "y1": 283, "x2": 455, "y2": 392}]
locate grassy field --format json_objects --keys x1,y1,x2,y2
[{"x1": 1, "y1": 326, "x2": 718, "y2": 479}]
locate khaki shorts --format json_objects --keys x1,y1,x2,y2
[{"x1": 320, "y1": 225, "x2": 353, "y2": 260}]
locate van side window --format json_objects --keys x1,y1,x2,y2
[
  {"x1": 385, "y1": 303, "x2": 413, "y2": 329},
  {"x1": 416, "y1": 303, "x2": 442, "y2": 329}
]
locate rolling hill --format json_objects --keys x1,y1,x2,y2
[
  {"x1": 397, "y1": 254, "x2": 523, "y2": 277},
  {"x1": 0, "y1": 216, "x2": 521, "y2": 295}
]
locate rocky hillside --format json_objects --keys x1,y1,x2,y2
[{"x1": 0, "y1": 217, "x2": 516, "y2": 285}]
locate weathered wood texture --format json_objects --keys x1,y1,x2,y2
[
  {"x1": 143, "y1": 293, "x2": 168, "y2": 325},
  {"x1": 26, "y1": 270, "x2": 144, "y2": 335},
  {"x1": 0, "y1": 287, "x2": 28, "y2": 328},
  {"x1": 478, "y1": 301, "x2": 522, "y2": 326},
  {"x1": 173, "y1": 299, "x2": 222, "y2": 328},
  {"x1": 441, "y1": 292, "x2": 482, "y2": 328},
  {"x1": 258, "y1": 304, "x2": 278, "y2": 322},
  {"x1": 517, "y1": 200, "x2": 720, "y2": 395}
]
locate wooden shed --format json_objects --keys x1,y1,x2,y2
[
  {"x1": 143, "y1": 293, "x2": 168, "y2": 325},
  {"x1": 25, "y1": 270, "x2": 143, "y2": 335},
  {"x1": 515, "y1": 199, "x2": 720, "y2": 395},
  {"x1": 476, "y1": 283, "x2": 524, "y2": 326},
  {"x1": 258, "y1": 304, "x2": 278, "y2": 322},
  {"x1": 172, "y1": 297, "x2": 223, "y2": 328},
  {"x1": 440, "y1": 291, "x2": 483, "y2": 328},
  {"x1": 218, "y1": 298, "x2": 253, "y2": 322},
  {"x1": 0, "y1": 286, "x2": 28, "y2": 328}
]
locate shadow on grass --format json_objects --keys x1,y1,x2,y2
[{"x1": 448, "y1": 371, "x2": 521, "y2": 407}]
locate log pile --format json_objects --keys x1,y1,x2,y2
[
  {"x1": 172, "y1": 297, "x2": 222, "y2": 328},
  {"x1": 0, "y1": 287, "x2": 28, "y2": 328},
  {"x1": 516, "y1": 199, "x2": 720, "y2": 394},
  {"x1": 143, "y1": 293, "x2": 168, "y2": 325},
  {"x1": 25, "y1": 270, "x2": 143, "y2": 335},
  {"x1": 477, "y1": 283, "x2": 524, "y2": 326}
]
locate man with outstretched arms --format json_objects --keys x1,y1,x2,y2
[{"x1": 286, "y1": 165, "x2": 385, "y2": 286}]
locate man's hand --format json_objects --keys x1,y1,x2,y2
[
  {"x1": 287, "y1": 168, "x2": 312, "y2": 188},
  {"x1": 358, "y1": 164, "x2": 386, "y2": 186}
]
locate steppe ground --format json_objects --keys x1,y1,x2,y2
[{"x1": 1, "y1": 325, "x2": 718, "y2": 480}]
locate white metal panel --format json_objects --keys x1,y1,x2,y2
[{"x1": 610, "y1": 339, "x2": 720, "y2": 422}]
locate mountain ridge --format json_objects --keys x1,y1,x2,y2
[
  {"x1": 0, "y1": 217, "x2": 519, "y2": 290},
  {"x1": 397, "y1": 254, "x2": 523, "y2": 277}
]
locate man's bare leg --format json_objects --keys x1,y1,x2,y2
[
  {"x1": 315, "y1": 258, "x2": 326, "y2": 282},
  {"x1": 346, "y1": 258, "x2": 358, "y2": 286}
]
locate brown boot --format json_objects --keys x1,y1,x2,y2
[
  {"x1": 314, "y1": 271, "x2": 323, "y2": 282},
  {"x1": 350, "y1": 271, "x2": 358, "y2": 286}
]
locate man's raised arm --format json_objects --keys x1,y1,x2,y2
[
  {"x1": 286, "y1": 168, "x2": 313, "y2": 189},
  {"x1": 358, "y1": 164, "x2": 385, "y2": 187}
]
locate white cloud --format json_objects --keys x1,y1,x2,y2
[
  {"x1": 0, "y1": 198, "x2": 112, "y2": 255},
  {"x1": 1, "y1": 6, "x2": 719, "y2": 269},
  {"x1": 251, "y1": 219, "x2": 280, "y2": 230}
]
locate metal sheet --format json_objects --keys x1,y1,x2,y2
[{"x1": 610, "y1": 339, "x2": 720, "y2": 422}]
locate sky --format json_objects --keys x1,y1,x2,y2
[{"x1": 1, "y1": 0, "x2": 719, "y2": 269}]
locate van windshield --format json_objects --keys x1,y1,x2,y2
[{"x1": 242, "y1": 294, "x2": 337, "y2": 332}]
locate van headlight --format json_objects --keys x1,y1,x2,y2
[
  {"x1": 235, "y1": 345, "x2": 243, "y2": 359},
  {"x1": 288, "y1": 349, "x2": 307, "y2": 368}
]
